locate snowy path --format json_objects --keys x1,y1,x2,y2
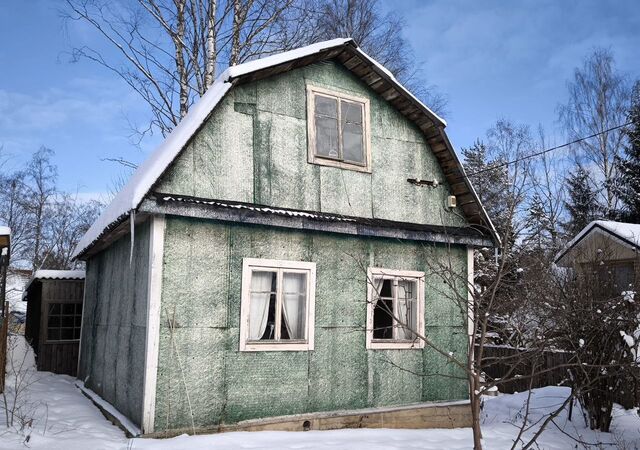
[{"x1": 1, "y1": 335, "x2": 639, "y2": 449}]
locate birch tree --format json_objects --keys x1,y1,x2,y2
[
  {"x1": 558, "y1": 48, "x2": 631, "y2": 218},
  {"x1": 63, "y1": 0, "x2": 442, "y2": 138}
]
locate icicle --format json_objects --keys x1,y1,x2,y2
[
  {"x1": 494, "y1": 247, "x2": 499, "y2": 266},
  {"x1": 129, "y1": 209, "x2": 136, "y2": 265}
]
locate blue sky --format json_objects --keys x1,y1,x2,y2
[{"x1": 1, "y1": 0, "x2": 639, "y2": 199}]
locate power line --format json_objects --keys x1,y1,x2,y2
[{"x1": 466, "y1": 121, "x2": 632, "y2": 177}]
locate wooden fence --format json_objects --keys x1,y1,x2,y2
[
  {"x1": 479, "y1": 344, "x2": 639, "y2": 409},
  {"x1": 480, "y1": 345, "x2": 571, "y2": 394},
  {"x1": 0, "y1": 301, "x2": 8, "y2": 393}
]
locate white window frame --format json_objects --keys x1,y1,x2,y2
[
  {"x1": 306, "y1": 84, "x2": 372, "y2": 173},
  {"x1": 366, "y1": 267, "x2": 425, "y2": 350},
  {"x1": 239, "y1": 258, "x2": 316, "y2": 352}
]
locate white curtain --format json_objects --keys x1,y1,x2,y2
[
  {"x1": 372, "y1": 277, "x2": 384, "y2": 304},
  {"x1": 282, "y1": 272, "x2": 307, "y2": 339},
  {"x1": 249, "y1": 271, "x2": 274, "y2": 340},
  {"x1": 397, "y1": 280, "x2": 416, "y2": 340}
]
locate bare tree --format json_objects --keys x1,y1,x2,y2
[
  {"x1": 63, "y1": 0, "x2": 443, "y2": 138},
  {"x1": 38, "y1": 196, "x2": 103, "y2": 270},
  {"x1": 0, "y1": 148, "x2": 102, "y2": 271},
  {"x1": 306, "y1": 0, "x2": 446, "y2": 113},
  {"x1": 63, "y1": 0, "x2": 309, "y2": 136},
  {"x1": 22, "y1": 148, "x2": 58, "y2": 272},
  {"x1": 558, "y1": 48, "x2": 631, "y2": 218},
  {"x1": 0, "y1": 172, "x2": 30, "y2": 268}
]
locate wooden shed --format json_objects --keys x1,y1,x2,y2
[{"x1": 23, "y1": 270, "x2": 85, "y2": 376}]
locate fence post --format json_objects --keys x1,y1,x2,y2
[{"x1": 0, "y1": 301, "x2": 8, "y2": 393}]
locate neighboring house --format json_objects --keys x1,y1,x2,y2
[
  {"x1": 23, "y1": 270, "x2": 85, "y2": 376},
  {"x1": 73, "y1": 38, "x2": 498, "y2": 435},
  {"x1": 6, "y1": 268, "x2": 31, "y2": 310},
  {"x1": 555, "y1": 221, "x2": 640, "y2": 294}
]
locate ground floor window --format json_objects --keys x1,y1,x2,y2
[
  {"x1": 240, "y1": 258, "x2": 316, "y2": 351},
  {"x1": 366, "y1": 268, "x2": 425, "y2": 349}
]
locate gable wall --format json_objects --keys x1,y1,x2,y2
[
  {"x1": 565, "y1": 231, "x2": 639, "y2": 265},
  {"x1": 153, "y1": 216, "x2": 469, "y2": 431},
  {"x1": 156, "y1": 61, "x2": 467, "y2": 228}
]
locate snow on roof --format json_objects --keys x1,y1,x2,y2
[
  {"x1": 72, "y1": 38, "x2": 448, "y2": 259},
  {"x1": 555, "y1": 220, "x2": 640, "y2": 264},
  {"x1": 24, "y1": 270, "x2": 86, "y2": 294},
  {"x1": 0, "y1": 226, "x2": 10, "y2": 236}
]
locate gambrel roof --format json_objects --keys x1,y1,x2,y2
[{"x1": 74, "y1": 38, "x2": 498, "y2": 259}]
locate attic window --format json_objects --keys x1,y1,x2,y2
[
  {"x1": 239, "y1": 258, "x2": 316, "y2": 351},
  {"x1": 366, "y1": 268, "x2": 425, "y2": 350},
  {"x1": 307, "y1": 85, "x2": 371, "y2": 172}
]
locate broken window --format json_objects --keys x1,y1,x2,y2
[
  {"x1": 307, "y1": 86, "x2": 370, "y2": 171},
  {"x1": 46, "y1": 302, "x2": 82, "y2": 342},
  {"x1": 240, "y1": 258, "x2": 316, "y2": 351},
  {"x1": 367, "y1": 268, "x2": 425, "y2": 349}
]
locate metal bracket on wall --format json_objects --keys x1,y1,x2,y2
[{"x1": 407, "y1": 178, "x2": 439, "y2": 187}]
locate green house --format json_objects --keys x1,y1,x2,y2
[{"x1": 73, "y1": 38, "x2": 497, "y2": 436}]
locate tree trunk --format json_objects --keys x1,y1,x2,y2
[
  {"x1": 230, "y1": 0, "x2": 241, "y2": 66},
  {"x1": 204, "y1": 0, "x2": 217, "y2": 88},
  {"x1": 174, "y1": 0, "x2": 189, "y2": 118},
  {"x1": 469, "y1": 368, "x2": 483, "y2": 450}
]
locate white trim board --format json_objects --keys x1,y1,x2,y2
[
  {"x1": 76, "y1": 381, "x2": 142, "y2": 437},
  {"x1": 141, "y1": 214, "x2": 166, "y2": 434}
]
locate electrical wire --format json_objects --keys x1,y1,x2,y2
[{"x1": 465, "y1": 121, "x2": 632, "y2": 177}]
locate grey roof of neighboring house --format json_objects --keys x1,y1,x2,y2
[
  {"x1": 555, "y1": 220, "x2": 640, "y2": 265},
  {"x1": 23, "y1": 269, "x2": 86, "y2": 296}
]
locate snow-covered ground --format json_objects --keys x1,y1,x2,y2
[{"x1": 2, "y1": 335, "x2": 640, "y2": 450}]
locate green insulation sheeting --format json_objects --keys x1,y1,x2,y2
[
  {"x1": 154, "y1": 216, "x2": 469, "y2": 431},
  {"x1": 155, "y1": 61, "x2": 467, "y2": 229},
  {"x1": 78, "y1": 221, "x2": 151, "y2": 427}
]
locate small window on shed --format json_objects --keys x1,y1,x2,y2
[
  {"x1": 307, "y1": 85, "x2": 370, "y2": 172},
  {"x1": 46, "y1": 302, "x2": 82, "y2": 342}
]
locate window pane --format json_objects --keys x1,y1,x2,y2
[
  {"x1": 47, "y1": 329, "x2": 60, "y2": 341},
  {"x1": 315, "y1": 116, "x2": 339, "y2": 158},
  {"x1": 397, "y1": 279, "x2": 418, "y2": 340},
  {"x1": 281, "y1": 272, "x2": 307, "y2": 340},
  {"x1": 614, "y1": 264, "x2": 635, "y2": 293},
  {"x1": 379, "y1": 279, "x2": 392, "y2": 298},
  {"x1": 341, "y1": 101, "x2": 364, "y2": 164},
  {"x1": 62, "y1": 304, "x2": 75, "y2": 315},
  {"x1": 49, "y1": 303, "x2": 60, "y2": 315},
  {"x1": 341, "y1": 101, "x2": 362, "y2": 125},
  {"x1": 315, "y1": 95, "x2": 338, "y2": 118},
  {"x1": 249, "y1": 271, "x2": 277, "y2": 340},
  {"x1": 61, "y1": 316, "x2": 74, "y2": 327},
  {"x1": 74, "y1": 328, "x2": 81, "y2": 340},
  {"x1": 48, "y1": 316, "x2": 60, "y2": 328},
  {"x1": 373, "y1": 298, "x2": 393, "y2": 339},
  {"x1": 342, "y1": 123, "x2": 364, "y2": 164},
  {"x1": 61, "y1": 328, "x2": 74, "y2": 340},
  {"x1": 75, "y1": 316, "x2": 82, "y2": 327}
]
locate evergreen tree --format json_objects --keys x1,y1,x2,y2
[
  {"x1": 462, "y1": 140, "x2": 512, "y2": 242},
  {"x1": 526, "y1": 193, "x2": 553, "y2": 250},
  {"x1": 564, "y1": 165, "x2": 600, "y2": 236},
  {"x1": 616, "y1": 81, "x2": 640, "y2": 222}
]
